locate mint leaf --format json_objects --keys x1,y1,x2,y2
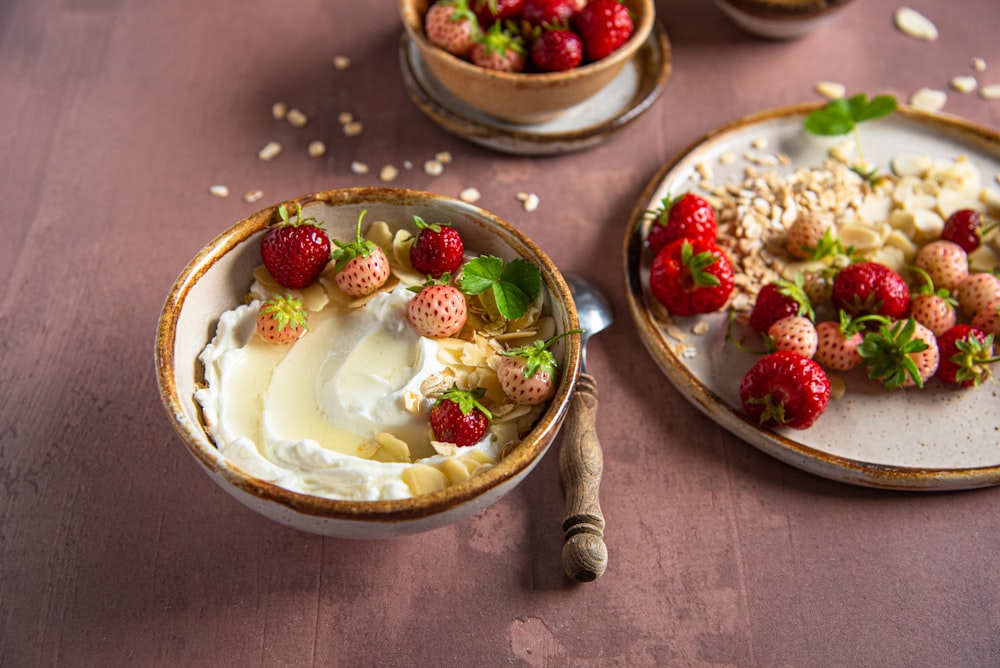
[
  {"x1": 804, "y1": 92, "x2": 897, "y2": 185},
  {"x1": 459, "y1": 256, "x2": 541, "y2": 320},
  {"x1": 852, "y1": 93, "x2": 897, "y2": 122},
  {"x1": 459, "y1": 256, "x2": 503, "y2": 295},
  {"x1": 805, "y1": 98, "x2": 854, "y2": 136}
]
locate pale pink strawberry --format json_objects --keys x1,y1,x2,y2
[
  {"x1": 495, "y1": 330, "x2": 579, "y2": 405},
  {"x1": 408, "y1": 283, "x2": 468, "y2": 338},
  {"x1": 256, "y1": 294, "x2": 308, "y2": 344},
  {"x1": 813, "y1": 317, "x2": 863, "y2": 371},
  {"x1": 971, "y1": 301, "x2": 1000, "y2": 336},
  {"x1": 425, "y1": 0, "x2": 479, "y2": 56},
  {"x1": 331, "y1": 211, "x2": 391, "y2": 298},
  {"x1": 909, "y1": 293, "x2": 957, "y2": 337},
  {"x1": 470, "y1": 20, "x2": 526, "y2": 72},
  {"x1": 784, "y1": 213, "x2": 832, "y2": 260},
  {"x1": 858, "y1": 318, "x2": 938, "y2": 390},
  {"x1": 956, "y1": 272, "x2": 1000, "y2": 317},
  {"x1": 914, "y1": 239, "x2": 969, "y2": 292},
  {"x1": 907, "y1": 265, "x2": 957, "y2": 337},
  {"x1": 902, "y1": 320, "x2": 939, "y2": 388},
  {"x1": 767, "y1": 316, "x2": 818, "y2": 359}
]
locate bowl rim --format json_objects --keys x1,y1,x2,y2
[
  {"x1": 399, "y1": 0, "x2": 655, "y2": 83},
  {"x1": 155, "y1": 186, "x2": 582, "y2": 523}
]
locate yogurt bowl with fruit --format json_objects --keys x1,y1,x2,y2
[{"x1": 155, "y1": 187, "x2": 581, "y2": 538}]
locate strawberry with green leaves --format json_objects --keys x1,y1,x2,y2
[
  {"x1": 831, "y1": 261, "x2": 910, "y2": 319},
  {"x1": 426, "y1": 0, "x2": 480, "y2": 56},
  {"x1": 430, "y1": 385, "x2": 492, "y2": 446},
  {"x1": 256, "y1": 294, "x2": 309, "y2": 344},
  {"x1": 261, "y1": 203, "x2": 331, "y2": 290},
  {"x1": 646, "y1": 192, "x2": 717, "y2": 256},
  {"x1": 471, "y1": 20, "x2": 526, "y2": 72},
  {"x1": 857, "y1": 317, "x2": 938, "y2": 390},
  {"x1": 784, "y1": 213, "x2": 833, "y2": 260},
  {"x1": 813, "y1": 312, "x2": 865, "y2": 372},
  {"x1": 749, "y1": 276, "x2": 814, "y2": 333},
  {"x1": 408, "y1": 275, "x2": 468, "y2": 339},
  {"x1": 935, "y1": 324, "x2": 999, "y2": 387},
  {"x1": 520, "y1": 0, "x2": 577, "y2": 27},
  {"x1": 941, "y1": 209, "x2": 998, "y2": 253},
  {"x1": 956, "y1": 272, "x2": 1000, "y2": 318},
  {"x1": 907, "y1": 266, "x2": 957, "y2": 337},
  {"x1": 739, "y1": 350, "x2": 830, "y2": 430},
  {"x1": 410, "y1": 216, "x2": 465, "y2": 278},
  {"x1": 649, "y1": 238, "x2": 734, "y2": 316},
  {"x1": 497, "y1": 329, "x2": 581, "y2": 405},
  {"x1": 473, "y1": 0, "x2": 525, "y2": 26},
  {"x1": 331, "y1": 210, "x2": 390, "y2": 298}
]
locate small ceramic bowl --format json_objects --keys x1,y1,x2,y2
[
  {"x1": 155, "y1": 187, "x2": 581, "y2": 539},
  {"x1": 399, "y1": 0, "x2": 655, "y2": 124},
  {"x1": 715, "y1": 0, "x2": 855, "y2": 40}
]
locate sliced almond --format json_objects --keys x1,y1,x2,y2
[
  {"x1": 894, "y1": 7, "x2": 938, "y2": 42},
  {"x1": 909, "y1": 88, "x2": 947, "y2": 112}
]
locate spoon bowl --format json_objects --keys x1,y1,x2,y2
[{"x1": 567, "y1": 275, "x2": 614, "y2": 373}]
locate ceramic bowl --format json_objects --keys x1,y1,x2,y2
[
  {"x1": 155, "y1": 187, "x2": 581, "y2": 539},
  {"x1": 715, "y1": 0, "x2": 855, "y2": 40},
  {"x1": 399, "y1": 0, "x2": 655, "y2": 124}
]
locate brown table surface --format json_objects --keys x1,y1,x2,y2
[{"x1": 3, "y1": 0, "x2": 1000, "y2": 665}]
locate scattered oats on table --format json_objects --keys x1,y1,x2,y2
[
  {"x1": 459, "y1": 187, "x2": 481, "y2": 203},
  {"x1": 815, "y1": 81, "x2": 846, "y2": 99},
  {"x1": 333, "y1": 55, "x2": 351, "y2": 70},
  {"x1": 423, "y1": 159, "x2": 444, "y2": 176},
  {"x1": 243, "y1": 189, "x2": 264, "y2": 204},
  {"x1": 271, "y1": 102, "x2": 288, "y2": 120},
  {"x1": 350, "y1": 161, "x2": 369, "y2": 175},
  {"x1": 342, "y1": 121, "x2": 364, "y2": 137},
  {"x1": 307, "y1": 141, "x2": 326, "y2": 158},
  {"x1": 893, "y1": 7, "x2": 938, "y2": 41},
  {"x1": 286, "y1": 108, "x2": 309, "y2": 128},
  {"x1": 208, "y1": 184, "x2": 229, "y2": 198},
  {"x1": 980, "y1": 84, "x2": 1000, "y2": 100},
  {"x1": 379, "y1": 165, "x2": 399, "y2": 182},
  {"x1": 516, "y1": 192, "x2": 539, "y2": 212},
  {"x1": 909, "y1": 88, "x2": 947, "y2": 112},
  {"x1": 950, "y1": 76, "x2": 978, "y2": 94},
  {"x1": 257, "y1": 141, "x2": 282, "y2": 161}
]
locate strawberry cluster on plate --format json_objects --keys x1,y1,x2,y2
[
  {"x1": 646, "y1": 194, "x2": 1000, "y2": 432},
  {"x1": 253, "y1": 203, "x2": 571, "y2": 448},
  {"x1": 425, "y1": 0, "x2": 634, "y2": 72}
]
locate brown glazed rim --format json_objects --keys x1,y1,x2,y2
[
  {"x1": 719, "y1": 0, "x2": 853, "y2": 18},
  {"x1": 155, "y1": 187, "x2": 581, "y2": 522},
  {"x1": 622, "y1": 103, "x2": 1000, "y2": 491}
]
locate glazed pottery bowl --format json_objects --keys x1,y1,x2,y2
[
  {"x1": 715, "y1": 0, "x2": 855, "y2": 40},
  {"x1": 155, "y1": 187, "x2": 581, "y2": 539},
  {"x1": 399, "y1": 0, "x2": 655, "y2": 124}
]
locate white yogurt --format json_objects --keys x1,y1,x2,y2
[{"x1": 195, "y1": 285, "x2": 499, "y2": 501}]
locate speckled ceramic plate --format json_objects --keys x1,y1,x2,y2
[
  {"x1": 623, "y1": 103, "x2": 1000, "y2": 491},
  {"x1": 398, "y1": 25, "x2": 671, "y2": 155}
]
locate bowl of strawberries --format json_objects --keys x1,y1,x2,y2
[
  {"x1": 400, "y1": 0, "x2": 655, "y2": 124},
  {"x1": 155, "y1": 187, "x2": 581, "y2": 538}
]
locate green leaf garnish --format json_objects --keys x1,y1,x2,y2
[
  {"x1": 458, "y1": 256, "x2": 541, "y2": 321},
  {"x1": 804, "y1": 92, "x2": 897, "y2": 184}
]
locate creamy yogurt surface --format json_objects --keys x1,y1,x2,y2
[{"x1": 195, "y1": 285, "x2": 501, "y2": 501}]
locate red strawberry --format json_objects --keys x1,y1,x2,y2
[
  {"x1": 739, "y1": 351, "x2": 830, "y2": 430},
  {"x1": 470, "y1": 21, "x2": 526, "y2": 72},
  {"x1": 935, "y1": 324, "x2": 999, "y2": 387},
  {"x1": 649, "y1": 238, "x2": 734, "y2": 316},
  {"x1": 430, "y1": 385, "x2": 492, "y2": 446},
  {"x1": 573, "y1": 0, "x2": 634, "y2": 61},
  {"x1": 646, "y1": 192, "x2": 717, "y2": 256},
  {"x1": 473, "y1": 0, "x2": 525, "y2": 26},
  {"x1": 858, "y1": 318, "x2": 938, "y2": 390},
  {"x1": 331, "y1": 210, "x2": 391, "y2": 298},
  {"x1": 255, "y1": 294, "x2": 309, "y2": 344},
  {"x1": 767, "y1": 316, "x2": 818, "y2": 358},
  {"x1": 410, "y1": 216, "x2": 465, "y2": 278},
  {"x1": 972, "y1": 301, "x2": 1000, "y2": 336},
  {"x1": 529, "y1": 25, "x2": 584, "y2": 71},
  {"x1": 914, "y1": 239, "x2": 969, "y2": 292},
  {"x1": 408, "y1": 279, "x2": 468, "y2": 338},
  {"x1": 831, "y1": 261, "x2": 910, "y2": 319},
  {"x1": 784, "y1": 213, "x2": 832, "y2": 260},
  {"x1": 520, "y1": 0, "x2": 577, "y2": 27},
  {"x1": 496, "y1": 330, "x2": 579, "y2": 405},
  {"x1": 749, "y1": 277, "x2": 813, "y2": 333},
  {"x1": 941, "y1": 209, "x2": 998, "y2": 253},
  {"x1": 260, "y1": 203, "x2": 331, "y2": 290},
  {"x1": 956, "y1": 272, "x2": 1000, "y2": 317},
  {"x1": 426, "y1": 0, "x2": 480, "y2": 56},
  {"x1": 813, "y1": 314, "x2": 864, "y2": 371},
  {"x1": 907, "y1": 266, "x2": 957, "y2": 337}
]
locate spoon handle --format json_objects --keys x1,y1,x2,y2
[{"x1": 559, "y1": 372, "x2": 607, "y2": 582}]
